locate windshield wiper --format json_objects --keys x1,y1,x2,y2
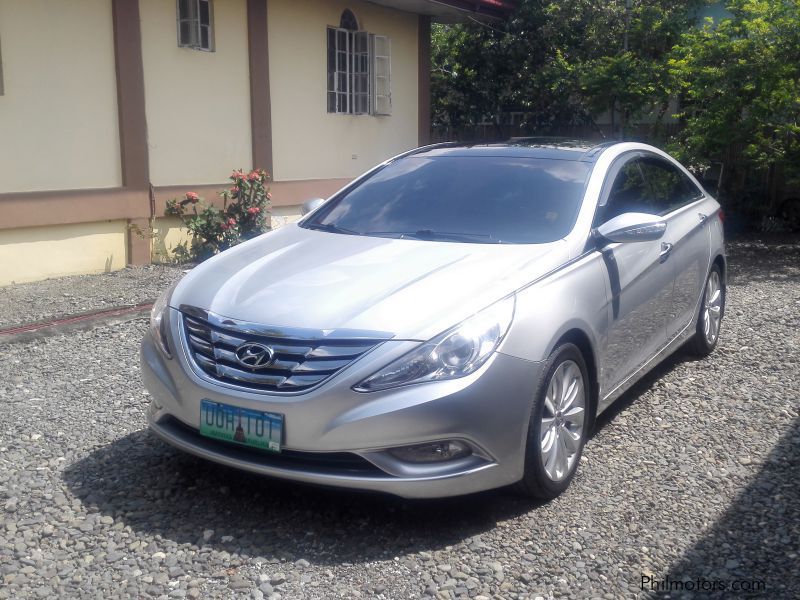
[
  {"x1": 304, "y1": 222, "x2": 361, "y2": 236},
  {"x1": 367, "y1": 229, "x2": 500, "y2": 243}
]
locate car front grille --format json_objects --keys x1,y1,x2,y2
[{"x1": 180, "y1": 308, "x2": 387, "y2": 393}]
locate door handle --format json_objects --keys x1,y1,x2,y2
[
  {"x1": 660, "y1": 242, "x2": 673, "y2": 263},
  {"x1": 698, "y1": 213, "x2": 707, "y2": 222}
]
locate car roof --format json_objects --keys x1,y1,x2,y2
[{"x1": 410, "y1": 138, "x2": 621, "y2": 162}]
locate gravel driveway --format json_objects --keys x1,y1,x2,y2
[
  {"x1": 1, "y1": 240, "x2": 798, "y2": 599},
  {"x1": 0, "y1": 265, "x2": 183, "y2": 330}
]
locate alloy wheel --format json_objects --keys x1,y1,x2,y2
[
  {"x1": 703, "y1": 270, "x2": 723, "y2": 345},
  {"x1": 540, "y1": 359, "x2": 586, "y2": 482}
]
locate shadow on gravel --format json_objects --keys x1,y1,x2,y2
[
  {"x1": 61, "y1": 336, "x2": 701, "y2": 566},
  {"x1": 647, "y1": 416, "x2": 800, "y2": 599},
  {"x1": 62, "y1": 430, "x2": 542, "y2": 565}
]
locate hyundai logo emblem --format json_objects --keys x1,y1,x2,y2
[{"x1": 234, "y1": 343, "x2": 275, "y2": 369}]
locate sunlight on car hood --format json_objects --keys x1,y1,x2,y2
[{"x1": 170, "y1": 224, "x2": 569, "y2": 340}]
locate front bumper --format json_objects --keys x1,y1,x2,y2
[{"x1": 141, "y1": 310, "x2": 543, "y2": 498}]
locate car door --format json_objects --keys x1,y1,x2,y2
[
  {"x1": 638, "y1": 156, "x2": 711, "y2": 340},
  {"x1": 595, "y1": 156, "x2": 673, "y2": 393}
]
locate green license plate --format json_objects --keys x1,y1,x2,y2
[{"x1": 199, "y1": 400, "x2": 282, "y2": 452}]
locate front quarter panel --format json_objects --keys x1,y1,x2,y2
[
  {"x1": 499, "y1": 253, "x2": 609, "y2": 374},
  {"x1": 709, "y1": 201, "x2": 726, "y2": 271}
]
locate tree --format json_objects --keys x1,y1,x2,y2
[
  {"x1": 431, "y1": 3, "x2": 563, "y2": 132},
  {"x1": 668, "y1": 0, "x2": 800, "y2": 215},
  {"x1": 431, "y1": 1, "x2": 702, "y2": 138}
]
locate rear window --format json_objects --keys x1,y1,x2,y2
[{"x1": 303, "y1": 156, "x2": 592, "y2": 244}]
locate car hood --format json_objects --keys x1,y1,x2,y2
[{"x1": 170, "y1": 224, "x2": 569, "y2": 340}]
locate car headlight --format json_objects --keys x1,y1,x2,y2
[
  {"x1": 354, "y1": 295, "x2": 515, "y2": 392},
  {"x1": 150, "y1": 281, "x2": 179, "y2": 357}
]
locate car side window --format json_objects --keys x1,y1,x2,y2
[
  {"x1": 596, "y1": 158, "x2": 651, "y2": 225},
  {"x1": 639, "y1": 157, "x2": 704, "y2": 215}
]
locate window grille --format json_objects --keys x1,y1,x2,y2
[{"x1": 178, "y1": 0, "x2": 214, "y2": 51}]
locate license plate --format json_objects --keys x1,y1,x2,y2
[{"x1": 199, "y1": 400, "x2": 282, "y2": 452}]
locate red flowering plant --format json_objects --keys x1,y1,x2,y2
[{"x1": 165, "y1": 169, "x2": 272, "y2": 262}]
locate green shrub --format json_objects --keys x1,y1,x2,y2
[{"x1": 166, "y1": 169, "x2": 272, "y2": 262}]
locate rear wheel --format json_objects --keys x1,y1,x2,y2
[
  {"x1": 686, "y1": 264, "x2": 725, "y2": 356},
  {"x1": 516, "y1": 343, "x2": 589, "y2": 499}
]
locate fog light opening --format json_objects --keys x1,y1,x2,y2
[
  {"x1": 387, "y1": 440, "x2": 472, "y2": 463},
  {"x1": 158, "y1": 314, "x2": 172, "y2": 358}
]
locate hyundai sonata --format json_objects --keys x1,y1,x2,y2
[{"x1": 141, "y1": 140, "x2": 725, "y2": 499}]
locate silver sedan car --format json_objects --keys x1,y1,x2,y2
[{"x1": 141, "y1": 140, "x2": 725, "y2": 499}]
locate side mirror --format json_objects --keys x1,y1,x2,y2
[
  {"x1": 301, "y1": 197, "x2": 326, "y2": 216},
  {"x1": 596, "y1": 212, "x2": 666, "y2": 243}
]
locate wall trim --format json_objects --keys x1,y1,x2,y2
[
  {"x1": 0, "y1": 178, "x2": 352, "y2": 232},
  {"x1": 247, "y1": 0, "x2": 273, "y2": 174},
  {"x1": 153, "y1": 178, "x2": 352, "y2": 211},
  {"x1": 0, "y1": 188, "x2": 149, "y2": 231},
  {"x1": 112, "y1": 0, "x2": 149, "y2": 189},
  {"x1": 269, "y1": 178, "x2": 351, "y2": 208},
  {"x1": 112, "y1": 0, "x2": 150, "y2": 265},
  {"x1": 418, "y1": 15, "x2": 431, "y2": 146}
]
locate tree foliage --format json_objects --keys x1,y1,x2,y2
[
  {"x1": 431, "y1": 1, "x2": 702, "y2": 137},
  {"x1": 432, "y1": 0, "x2": 800, "y2": 226},
  {"x1": 668, "y1": 0, "x2": 800, "y2": 209}
]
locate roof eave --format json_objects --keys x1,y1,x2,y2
[{"x1": 364, "y1": 0, "x2": 516, "y2": 23}]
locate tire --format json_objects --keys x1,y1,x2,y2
[
  {"x1": 686, "y1": 264, "x2": 725, "y2": 357},
  {"x1": 516, "y1": 343, "x2": 590, "y2": 500}
]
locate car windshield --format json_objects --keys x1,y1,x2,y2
[{"x1": 302, "y1": 156, "x2": 592, "y2": 244}]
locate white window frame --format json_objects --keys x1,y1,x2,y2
[
  {"x1": 177, "y1": 0, "x2": 215, "y2": 52},
  {"x1": 371, "y1": 35, "x2": 391, "y2": 116},
  {"x1": 328, "y1": 27, "x2": 352, "y2": 114},
  {"x1": 327, "y1": 22, "x2": 391, "y2": 116}
]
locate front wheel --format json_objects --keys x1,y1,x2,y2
[
  {"x1": 686, "y1": 264, "x2": 725, "y2": 356},
  {"x1": 516, "y1": 343, "x2": 590, "y2": 500}
]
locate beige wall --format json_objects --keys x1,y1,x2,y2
[
  {"x1": 0, "y1": 0, "x2": 121, "y2": 193},
  {"x1": 140, "y1": 0, "x2": 252, "y2": 187},
  {"x1": 151, "y1": 216, "x2": 188, "y2": 263},
  {"x1": 268, "y1": 0, "x2": 419, "y2": 181},
  {"x1": 0, "y1": 221, "x2": 127, "y2": 286},
  {"x1": 270, "y1": 205, "x2": 303, "y2": 229}
]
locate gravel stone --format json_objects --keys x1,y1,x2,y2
[
  {"x1": 0, "y1": 238, "x2": 797, "y2": 599},
  {"x1": 0, "y1": 264, "x2": 183, "y2": 329},
  {"x1": 258, "y1": 582, "x2": 274, "y2": 595}
]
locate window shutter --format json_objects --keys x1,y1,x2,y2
[
  {"x1": 177, "y1": 0, "x2": 200, "y2": 47},
  {"x1": 198, "y1": 0, "x2": 214, "y2": 51},
  {"x1": 326, "y1": 28, "x2": 337, "y2": 112},
  {"x1": 352, "y1": 31, "x2": 370, "y2": 114},
  {"x1": 326, "y1": 27, "x2": 351, "y2": 113},
  {"x1": 371, "y1": 35, "x2": 391, "y2": 115},
  {"x1": 336, "y1": 28, "x2": 350, "y2": 113}
]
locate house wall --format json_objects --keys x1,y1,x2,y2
[
  {"x1": 0, "y1": 221, "x2": 128, "y2": 285},
  {"x1": 0, "y1": 0, "x2": 430, "y2": 284},
  {"x1": 0, "y1": 0, "x2": 121, "y2": 193},
  {"x1": 139, "y1": 0, "x2": 253, "y2": 186},
  {"x1": 268, "y1": 0, "x2": 419, "y2": 181}
]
